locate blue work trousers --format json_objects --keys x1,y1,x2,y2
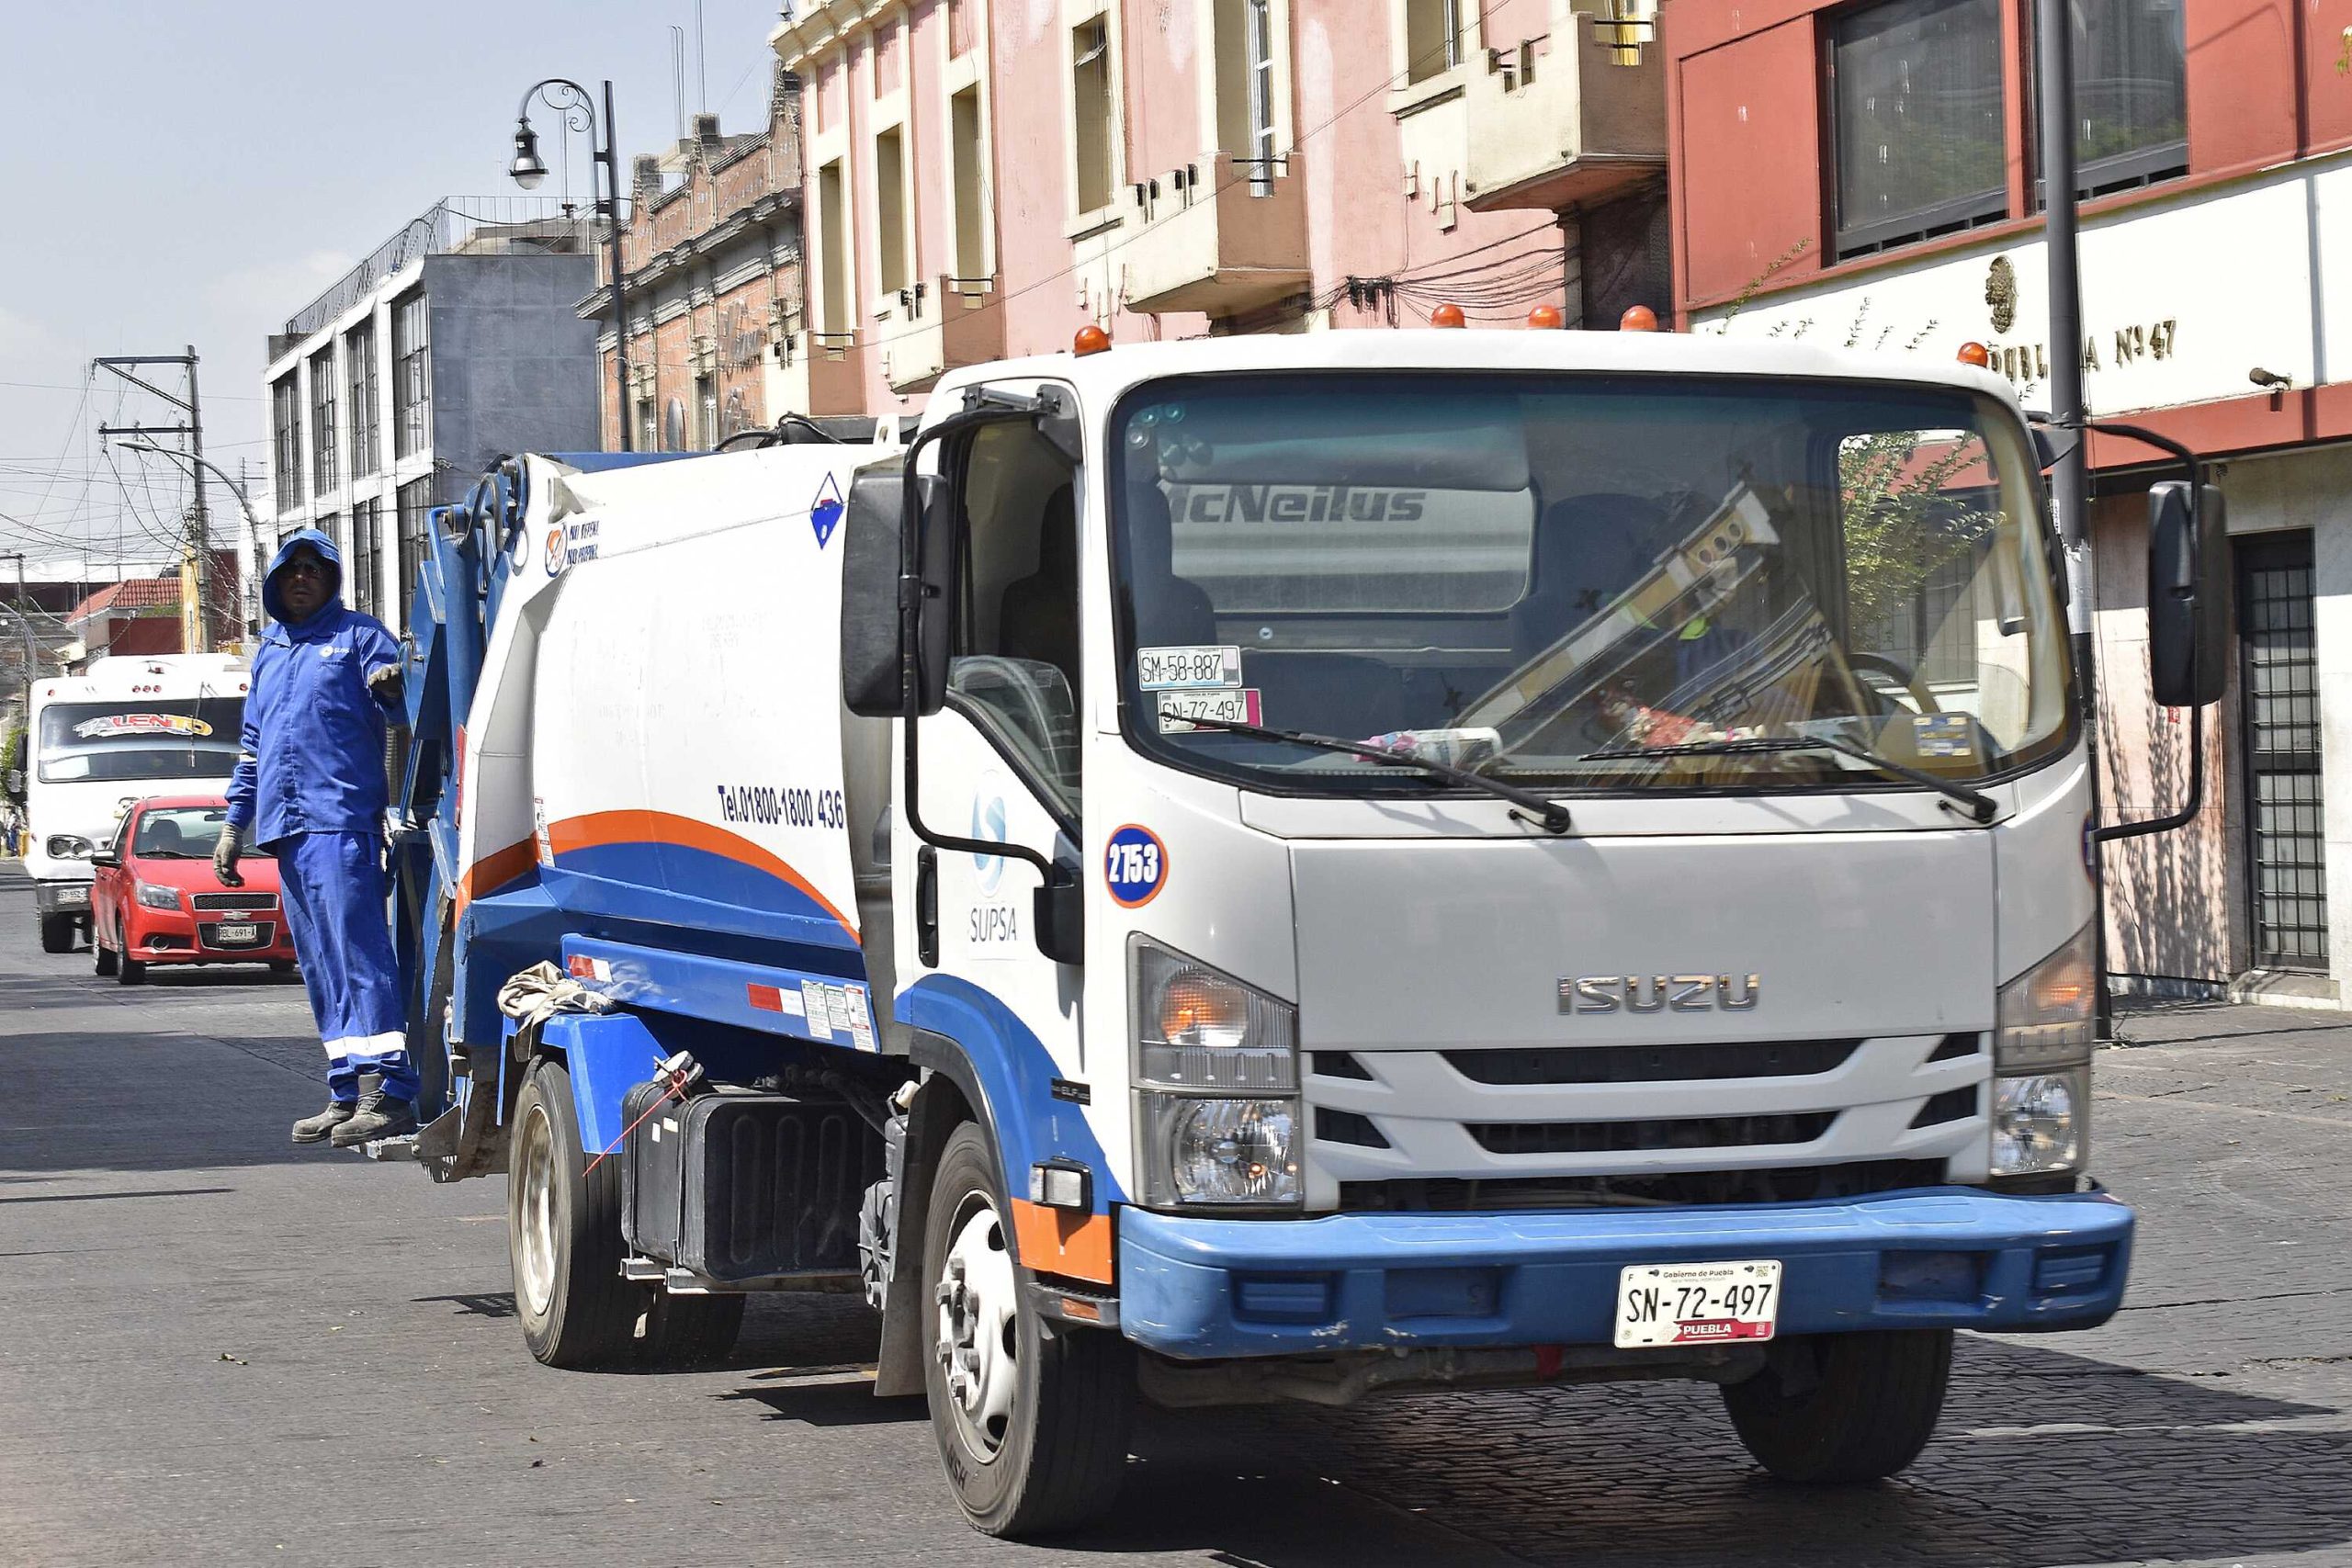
[{"x1": 274, "y1": 829, "x2": 416, "y2": 1103}]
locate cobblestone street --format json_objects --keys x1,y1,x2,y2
[{"x1": 1, "y1": 862, "x2": 2344, "y2": 1567}]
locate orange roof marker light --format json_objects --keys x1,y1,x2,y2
[
  {"x1": 1957, "y1": 341, "x2": 1993, "y2": 368},
  {"x1": 1527, "y1": 303, "x2": 1565, "y2": 330},
  {"x1": 1073, "y1": 323, "x2": 1112, "y2": 356},
  {"x1": 1620, "y1": 305, "x2": 1659, "y2": 333},
  {"x1": 1430, "y1": 302, "x2": 1467, "y2": 329}
]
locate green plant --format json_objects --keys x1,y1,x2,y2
[{"x1": 1838, "y1": 430, "x2": 1999, "y2": 638}]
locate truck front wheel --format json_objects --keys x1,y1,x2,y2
[
  {"x1": 1721, "y1": 1328, "x2": 1952, "y2": 1483},
  {"x1": 922, "y1": 1122, "x2": 1132, "y2": 1538},
  {"x1": 509, "y1": 1057, "x2": 643, "y2": 1368}
]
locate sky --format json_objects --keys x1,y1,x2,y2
[{"x1": 0, "y1": 0, "x2": 789, "y2": 576}]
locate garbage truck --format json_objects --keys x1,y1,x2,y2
[{"x1": 381, "y1": 330, "x2": 2226, "y2": 1537}]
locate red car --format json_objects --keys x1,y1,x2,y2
[{"x1": 89, "y1": 795, "x2": 298, "y2": 983}]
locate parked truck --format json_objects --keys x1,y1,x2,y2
[
  {"x1": 19, "y1": 653, "x2": 250, "y2": 953},
  {"x1": 382, "y1": 331, "x2": 2225, "y2": 1537}
]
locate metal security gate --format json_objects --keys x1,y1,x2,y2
[{"x1": 2238, "y1": 533, "x2": 2327, "y2": 968}]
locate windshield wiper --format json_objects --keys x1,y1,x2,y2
[
  {"x1": 139, "y1": 849, "x2": 200, "y2": 860},
  {"x1": 1577, "y1": 735, "x2": 1997, "y2": 824},
  {"x1": 1175, "y1": 716, "x2": 1572, "y2": 834}
]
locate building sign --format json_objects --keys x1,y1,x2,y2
[{"x1": 1700, "y1": 158, "x2": 2347, "y2": 419}]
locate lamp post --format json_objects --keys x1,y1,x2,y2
[
  {"x1": 118, "y1": 441, "x2": 266, "y2": 639},
  {"x1": 510, "y1": 78, "x2": 632, "y2": 452}
]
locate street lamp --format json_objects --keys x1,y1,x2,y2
[
  {"x1": 118, "y1": 441, "x2": 265, "y2": 640},
  {"x1": 509, "y1": 77, "x2": 632, "y2": 451}
]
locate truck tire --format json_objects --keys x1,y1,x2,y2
[
  {"x1": 639, "y1": 1290, "x2": 746, "y2": 1368},
  {"x1": 93, "y1": 928, "x2": 117, "y2": 976},
  {"x1": 509, "y1": 1057, "x2": 644, "y2": 1368},
  {"x1": 922, "y1": 1122, "x2": 1133, "y2": 1538},
  {"x1": 39, "y1": 912, "x2": 74, "y2": 954},
  {"x1": 1722, "y1": 1329, "x2": 1952, "y2": 1483}
]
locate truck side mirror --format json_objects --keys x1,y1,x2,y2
[
  {"x1": 841, "y1": 461, "x2": 955, "y2": 717},
  {"x1": 2146, "y1": 480, "x2": 2231, "y2": 708}
]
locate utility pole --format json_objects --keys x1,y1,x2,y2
[
  {"x1": 186, "y1": 345, "x2": 212, "y2": 652},
  {"x1": 117, "y1": 440, "x2": 263, "y2": 647},
  {"x1": 2036, "y1": 0, "x2": 2110, "y2": 1033},
  {"x1": 94, "y1": 350, "x2": 212, "y2": 652}
]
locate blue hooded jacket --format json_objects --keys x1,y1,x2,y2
[{"x1": 224, "y1": 527, "x2": 402, "y2": 844}]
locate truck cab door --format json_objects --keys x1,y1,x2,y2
[{"x1": 894, "y1": 409, "x2": 1093, "y2": 1137}]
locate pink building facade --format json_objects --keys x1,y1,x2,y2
[{"x1": 769, "y1": 0, "x2": 1671, "y2": 421}]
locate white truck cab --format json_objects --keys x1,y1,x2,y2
[{"x1": 20, "y1": 654, "x2": 249, "y2": 952}]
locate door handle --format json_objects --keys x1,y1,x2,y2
[{"x1": 916, "y1": 846, "x2": 939, "y2": 967}]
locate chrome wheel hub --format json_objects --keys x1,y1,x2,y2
[
  {"x1": 935, "y1": 1198, "x2": 1018, "y2": 1458},
  {"x1": 514, "y1": 1104, "x2": 559, "y2": 1316}
]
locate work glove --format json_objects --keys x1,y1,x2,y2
[
  {"x1": 368, "y1": 663, "x2": 405, "y2": 708},
  {"x1": 213, "y1": 822, "x2": 244, "y2": 887}
]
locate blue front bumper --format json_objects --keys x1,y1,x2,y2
[{"x1": 1117, "y1": 1186, "x2": 2132, "y2": 1359}]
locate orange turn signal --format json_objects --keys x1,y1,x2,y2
[
  {"x1": 1957, "y1": 341, "x2": 1992, "y2": 367},
  {"x1": 1074, "y1": 323, "x2": 1112, "y2": 356},
  {"x1": 1620, "y1": 305, "x2": 1659, "y2": 332},
  {"x1": 1527, "y1": 303, "x2": 1565, "y2": 330},
  {"x1": 1430, "y1": 302, "x2": 1467, "y2": 329}
]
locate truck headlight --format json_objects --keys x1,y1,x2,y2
[
  {"x1": 1131, "y1": 938, "x2": 1301, "y2": 1208},
  {"x1": 1996, "y1": 924, "x2": 2095, "y2": 1071},
  {"x1": 1992, "y1": 1069, "x2": 2086, "y2": 1176},
  {"x1": 45, "y1": 834, "x2": 93, "y2": 860},
  {"x1": 135, "y1": 881, "x2": 181, "y2": 911}
]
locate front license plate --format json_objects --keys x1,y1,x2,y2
[
  {"x1": 57, "y1": 886, "x2": 88, "y2": 906},
  {"x1": 214, "y1": 922, "x2": 260, "y2": 944},
  {"x1": 1156, "y1": 687, "x2": 1263, "y2": 733},
  {"x1": 1614, "y1": 1259, "x2": 1782, "y2": 1348}
]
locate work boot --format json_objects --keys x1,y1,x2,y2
[
  {"x1": 291, "y1": 1100, "x2": 357, "y2": 1145},
  {"x1": 329, "y1": 1090, "x2": 419, "y2": 1148}
]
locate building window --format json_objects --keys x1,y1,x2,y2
[
  {"x1": 395, "y1": 478, "x2": 432, "y2": 631},
  {"x1": 310, "y1": 347, "x2": 338, "y2": 495},
  {"x1": 818, "y1": 158, "x2": 851, "y2": 335},
  {"x1": 636, "y1": 395, "x2": 658, "y2": 453},
  {"x1": 1216, "y1": 0, "x2": 1280, "y2": 195},
  {"x1": 1071, "y1": 17, "x2": 1115, "y2": 215},
  {"x1": 876, "y1": 126, "x2": 911, "y2": 298},
  {"x1": 392, "y1": 289, "x2": 432, "y2": 458},
  {"x1": 349, "y1": 498, "x2": 383, "y2": 618},
  {"x1": 695, "y1": 373, "x2": 718, "y2": 449},
  {"x1": 950, "y1": 87, "x2": 990, "y2": 280},
  {"x1": 1830, "y1": 0, "x2": 2007, "y2": 258},
  {"x1": 346, "y1": 322, "x2": 379, "y2": 479},
  {"x1": 1404, "y1": 0, "x2": 1463, "y2": 84},
  {"x1": 2053, "y1": 0, "x2": 2188, "y2": 197},
  {"x1": 271, "y1": 373, "x2": 303, "y2": 508}
]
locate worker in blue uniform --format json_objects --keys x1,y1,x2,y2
[{"x1": 219, "y1": 528, "x2": 415, "y2": 1148}]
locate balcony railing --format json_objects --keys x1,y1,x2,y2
[
  {"x1": 1104, "y1": 150, "x2": 1310, "y2": 317},
  {"x1": 1463, "y1": 4, "x2": 1667, "y2": 213}
]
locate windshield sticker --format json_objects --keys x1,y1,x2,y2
[
  {"x1": 1913, "y1": 714, "x2": 1976, "y2": 759},
  {"x1": 811, "y1": 473, "x2": 845, "y2": 548},
  {"x1": 71, "y1": 714, "x2": 213, "y2": 741},
  {"x1": 1157, "y1": 688, "x2": 1262, "y2": 734},
  {"x1": 1137, "y1": 645, "x2": 1241, "y2": 690},
  {"x1": 1104, "y1": 824, "x2": 1169, "y2": 908}
]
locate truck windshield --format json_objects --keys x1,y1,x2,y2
[
  {"x1": 36, "y1": 699, "x2": 245, "y2": 785},
  {"x1": 1110, "y1": 372, "x2": 2072, "y2": 797}
]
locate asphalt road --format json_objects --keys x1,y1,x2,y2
[{"x1": 3, "y1": 860, "x2": 2349, "y2": 1568}]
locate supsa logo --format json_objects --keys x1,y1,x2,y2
[{"x1": 1174, "y1": 484, "x2": 1427, "y2": 525}]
